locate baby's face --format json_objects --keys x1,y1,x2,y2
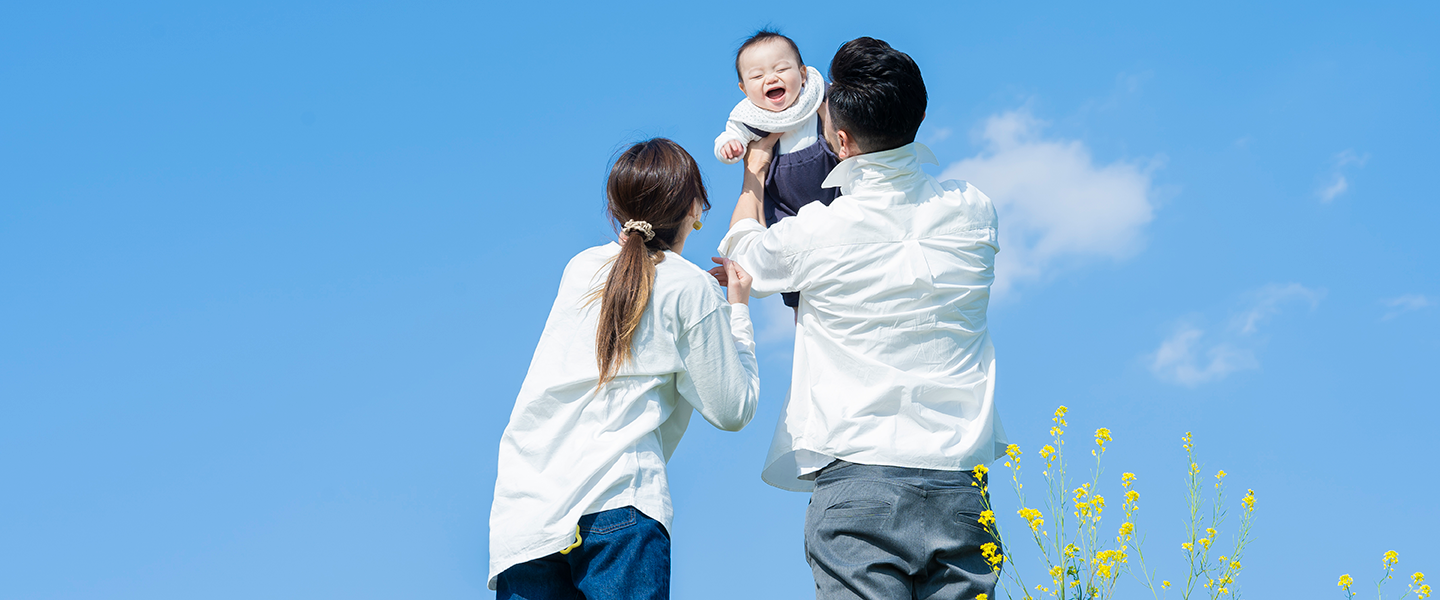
[{"x1": 737, "y1": 39, "x2": 806, "y2": 113}]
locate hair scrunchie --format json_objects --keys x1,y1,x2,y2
[{"x1": 621, "y1": 220, "x2": 656, "y2": 242}]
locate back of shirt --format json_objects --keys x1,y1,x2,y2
[{"x1": 719, "y1": 143, "x2": 1007, "y2": 491}]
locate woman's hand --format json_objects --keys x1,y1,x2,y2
[{"x1": 709, "y1": 257, "x2": 752, "y2": 305}]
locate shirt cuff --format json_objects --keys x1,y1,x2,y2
[
  {"x1": 716, "y1": 218, "x2": 765, "y2": 258},
  {"x1": 714, "y1": 131, "x2": 744, "y2": 165},
  {"x1": 728, "y1": 303, "x2": 755, "y2": 354}
]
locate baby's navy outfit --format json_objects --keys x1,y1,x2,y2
[
  {"x1": 753, "y1": 118, "x2": 840, "y2": 307},
  {"x1": 715, "y1": 68, "x2": 839, "y2": 308}
]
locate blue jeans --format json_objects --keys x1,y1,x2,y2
[
  {"x1": 805, "y1": 461, "x2": 1001, "y2": 600},
  {"x1": 496, "y1": 506, "x2": 670, "y2": 600}
]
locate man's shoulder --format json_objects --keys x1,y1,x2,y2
[{"x1": 926, "y1": 176, "x2": 998, "y2": 231}]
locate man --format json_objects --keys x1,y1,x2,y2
[{"x1": 717, "y1": 37, "x2": 1007, "y2": 599}]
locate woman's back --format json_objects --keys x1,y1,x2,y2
[{"x1": 489, "y1": 242, "x2": 757, "y2": 589}]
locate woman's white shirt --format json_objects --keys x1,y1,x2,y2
[{"x1": 488, "y1": 243, "x2": 759, "y2": 590}]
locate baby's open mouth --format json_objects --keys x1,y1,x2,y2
[{"x1": 766, "y1": 88, "x2": 786, "y2": 100}]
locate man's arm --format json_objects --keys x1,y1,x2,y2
[{"x1": 730, "y1": 132, "x2": 781, "y2": 227}]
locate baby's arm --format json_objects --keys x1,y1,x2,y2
[{"x1": 714, "y1": 119, "x2": 763, "y2": 164}]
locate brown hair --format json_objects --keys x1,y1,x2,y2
[{"x1": 595, "y1": 138, "x2": 709, "y2": 386}]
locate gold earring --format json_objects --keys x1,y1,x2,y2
[{"x1": 692, "y1": 220, "x2": 703, "y2": 231}]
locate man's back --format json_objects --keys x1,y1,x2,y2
[{"x1": 718, "y1": 142, "x2": 1007, "y2": 491}]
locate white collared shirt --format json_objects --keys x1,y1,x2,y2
[
  {"x1": 718, "y1": 142, "x2": 1007, "y2": 492},
  {"x1": 488, "y1": 244, "x2": 759, "y2": 588}
]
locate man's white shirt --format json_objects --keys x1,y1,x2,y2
[{"x1": 719, "y1": 142, "x2": 1007, "y2": 492}]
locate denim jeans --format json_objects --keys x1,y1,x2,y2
[
  {"x1": 496, "y1": 506, "x2": 670, "y2": 600},
  {"x1": 805, "y1": 461, "x2": 1001, "y2": 600}
]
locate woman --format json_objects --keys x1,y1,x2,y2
[{"x1": 488, "y1": 138, "x2": 760, "y2": 599}]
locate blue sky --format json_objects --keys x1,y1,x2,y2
[{"x1": 2, "y1": 2, "x2": 1437, "y2": 598}]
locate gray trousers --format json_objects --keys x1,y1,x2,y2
[{"x1": 805, "y1": 461, "x2": 1001, "y2": 600}]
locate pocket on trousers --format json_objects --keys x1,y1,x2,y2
[
  {"x1": 581, "y1": 507, "x2": 638, "y2": 535},
  {"x1": 824, "y1": 499, "x2": 894, "y2": 520},
  {"x1": 949, "y1": 491, "x2": 996, "y2": 536}
]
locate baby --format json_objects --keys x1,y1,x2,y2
[{"x1": 714, "y1": 30, "x2": 840, "y2": 309}]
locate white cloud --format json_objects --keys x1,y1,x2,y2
[
  {"x1": 1148, "y1": 283, "x2": 1323, "y2": 386},
  {"x1": 1317, "y1": 149, "x2": 1368, "y2": 203},
  {"x1": 1149, "y1": 324, "x2": 1257, "y2": 387},
  {"x1": 1318, "y1": 176, "x2": 1348, "y2": 203},
  {"x1": 1234, "y1": 283, "x2": 1325, "y2": 334},
  {"x1": 1382, "y1": 294, "x2": 1432, "y2": 321},
  {"x1": 941, "y1": 109, "x2": 1159, "y2": 296},
  {"x1": 926, "y1": 126, "x2": 954, "y2": 143}
]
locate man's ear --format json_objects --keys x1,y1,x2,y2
[
  {"x1": 738, "y1": 81, "x2": 745, "y2": 94},
  {"x1": 835, "y1": 129, "x2": 856, "y2": 160}
]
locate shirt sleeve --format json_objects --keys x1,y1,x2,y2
[
  {"x1": 716, "y1": 218, "x2": 801, "y2": 298},
  {"x1": 714, "y1": 119, "x2": 763, "y2": 164},
  {"x1": 673, "y1": 302, "x2": 759, "y2": 432}
]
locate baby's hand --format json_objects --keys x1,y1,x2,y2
[{"x1": 721, "y1": 139, "x2": 745, "y2": 161}]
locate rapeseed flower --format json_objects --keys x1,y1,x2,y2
[{"x1": 1338, "y1": 574, "x2": 1353, "y2": 590}]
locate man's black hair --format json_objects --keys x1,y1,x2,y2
[
  {"x1": 735, "y1": 29, "x2": 804, "y2": 82},
  {"x1": 826, "y1": 37, "x2": 926, "y2": 153}
]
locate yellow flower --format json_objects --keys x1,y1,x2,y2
[
  {"x1": 1206, "y1": 527, "x2": 1217, "y2": 537},
  {"x1": 1386, "y1": 550, "x2": 1400, "y2": 566},
  {"x1": 978, "y1": 510, "x2": 996, "y2": 527},
  {"x1": 1097, "y1": 563, "x2": 1113, "y2": 579},
  {"x1": 973, "y1": 464, "x2": 989, "y2": 479},
  {"x1": 1095, "y1": 427, "x2": 1113, "y2": 446},
  {"x1": 1118, "y1": 522, "x2": 1134, "y2": 536},
  {"x1": 1242, "y1": 489, "x2": 1256, "y2": 511},
  {"x1": 1199, "y1": 537, "x2": 1212, "y2": 550},
  {"x1": 1190, "y1": 462, "x2": 1201, "y2": 474},
  {"x1": 1050, "y1": 565, "x2": 1063, "y2": 578},
  {"x1": 1006, "y1": 444, "x2": 1021, "y2": 460},
  {"x1": 1339, "y1": 574, "x2": 1354, "y2": 590},
  {"x1": 981, "y1": 542, "x2": 998, "y2": 558},
  {"x1": 1182, "y1": 542, "x2": 1194, "y2": 552},
  {"x1": 976, "y1": 595, "x2": 987, "y2": 600},
  {"x1": 1054, "y1": 405, "x2": 1068, "y2": 419},
  {"x1": 1418, "y1": 583, "x2": 1431, "y2": 599},
  {"x1": 1050, "y1": 426, "x2": 1064, "y2": 437},
  {"x1": 1126, "y1": 490, "x2": 1140, "y2": 503},
  {"x1": 1230, "y1": 560, "x2": 1242, "y2": 570},
  {"x1": 1121, "y1": 472, "x2": 1136, "y2": 487},
  {"x1": 1218, "y1": 587, "x2": 1229, "y2": 595},
  {"x1": 1216, "y1": 469, "x2": 1227, "y2": 479},
  {"x1": 1063, "y1": 543, "x2": 1079, "y2": 558},
  {"x1": 1162, "y1": 581, "x2": 1172, "y2": 589},
  {"x1": 1415, "y1": 572, "x2": 1426, "y2": 585}
]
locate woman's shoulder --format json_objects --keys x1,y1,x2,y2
[{"x1": 653, "y1": 252, "x2": 726, "y2": 317}]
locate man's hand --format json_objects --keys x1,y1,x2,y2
[
  {"x1": 744, "y1": 132, "x2": 782, "y2": 177},
  {"x1": 720, "y1": 139, "x2": 745, "y2": 161},
  {"x1": 730, "y1": 133, "x2": 782, "y2": 228}
]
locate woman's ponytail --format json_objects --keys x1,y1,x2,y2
[{"x1": 594, "y1": 139, "x2": 709, "y2": 386}]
